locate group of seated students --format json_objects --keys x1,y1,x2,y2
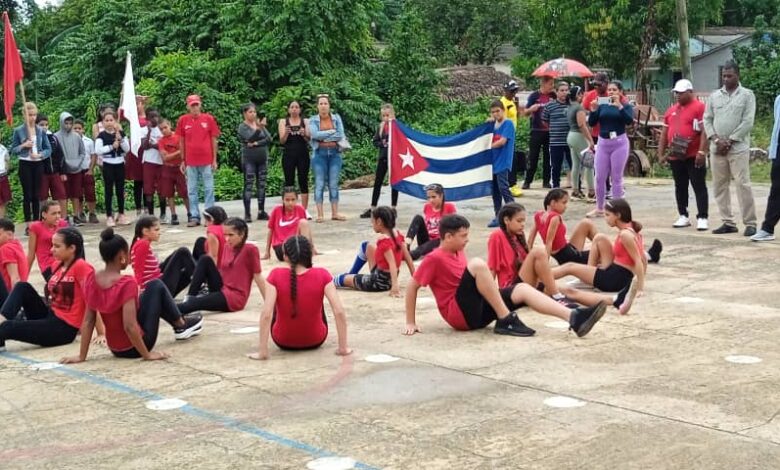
[{"x1": 0, "y1": 184, "x2": 661, "y2": 363}]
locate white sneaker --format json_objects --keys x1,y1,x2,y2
[
  {"x1": 106, "y1": 216, "x2": 115, "y2": 227},
  {"x1": 696, "y1": 218, "x2": 708, "y2": 231},
  {"x1": 750, "y1": 229, "x2": 776, "y2": 242},
  {"x1": 673, "y1": 215, "x2": 691, "y2": 228},
  {"x1": 159, "y1": 215, "x2": 170, "y2": 225}
]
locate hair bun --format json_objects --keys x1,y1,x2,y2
[{"x1": 100, "y1": 228, "x2": 115, "y2": 241}]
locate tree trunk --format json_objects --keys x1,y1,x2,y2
[{"x1": 635, "y1": 0, "x2": 658, "y2": 103}]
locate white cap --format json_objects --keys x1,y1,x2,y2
[{"x1": 672, "y1": 79, "x2": 694, "y2": 93}]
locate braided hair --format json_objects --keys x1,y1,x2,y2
[
  {"x1": 371, "y1": 206, "x2": 399, "y2": 250},
  {"x1": 497, "y1": 203, "x2": 529, "y2": 275},
  {"x1": 282, "y1": 235, "x2": 313, "y2": 318}
]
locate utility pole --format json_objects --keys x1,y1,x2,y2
[{"x1": 676, "y1": 0, "x2": 692, "y2": 80}]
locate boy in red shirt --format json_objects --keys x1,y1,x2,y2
[
  {"x1": 404, "y1": 214, "x2": 606, "y2": 337},
  {"x1": 0, "y1": 219, "x2": 29, "y2": 304},
  {"x1": 158, "y1": 119, "x2": 190, "y2": 226}
]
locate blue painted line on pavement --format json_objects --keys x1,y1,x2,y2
[{"x1": 1, "y1": 351, "x2": 380, "y2": 470}]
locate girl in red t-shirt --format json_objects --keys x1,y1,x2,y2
[
  {"x1": 27, "y1": 200, "x2": 69, "y2": 281},
  {"x1": 179, "y1": 217, "x2": 266, "y2": 314},
  {"x1": 527, "y1": 189, "x2": 597, "y2": 265},
  {"x1": 405, "y1": 183, "x2": 457, "y2": 260},
  {"x1": 487, "y1": 203, "x2": 574, "y2": 306},
  {"x1": 192, "y1": 206, "x2": 227, "y2": 266},
  {"x1": 61, "y1": 228, "x2": 203, "y2": 363},
  {"x1": 262, "y1": 187, "x2": 317, "y2": 261},
  {"x1": 0, "y1": 228, "x2": 93, "y2": 351},
  {"x1": 130, "y1": 215, "x2": 195, "y2": 296},
  {"x1": 249, "y1": 236, "x2": 351, "y2": 360},
  {"x1": 333, "y1": 206, "x2": 414, "y2": 297}
]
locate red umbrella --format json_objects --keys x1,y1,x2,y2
[{"x1": 532, "y1": 58, "x2": 594, "y2": 78}]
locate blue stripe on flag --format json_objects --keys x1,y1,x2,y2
[
  {"x1": 422, "y1": 149, "x2": 493, "y2": 174},
  {"x1": 396, "y1": 120, "x2": 494, "y2": 146},
  {"x1": 393, "y1": 179, "x2": 493, "y2": 202}
]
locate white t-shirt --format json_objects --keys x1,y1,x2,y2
[
  {"x1": 142, "y1": 126, "x2": 163, "y2": 165},
  {"x1": 81, "y1": 136, "x2": 95, "y2": 171},
  {"x1": 0, "y1": 144, "x2": 8, "y2": 174}
]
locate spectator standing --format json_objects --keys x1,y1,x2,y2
[
  {"x1": 523, "y1": 76, "x2": 555, "y2": 189},
  {"x1": 238, "y1": 103, "x2": 271, "y2": 222},
  {"x1": 751, "y1": 93, "x2": 780, "y2": 242},
  {"x1": 501, "y1": 80, "x2": 524, "y2": 197},
  {"x1": 309, "y1": 94, "x2": 347, "y2": 223},
  {"x1": 542, "y1": 81, "x2": 572, "y2": 189}
]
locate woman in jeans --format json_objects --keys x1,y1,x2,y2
[
  {"x1": 278, "y1": 101, "x2": 311, "y2": 211},
  {"x1": 238, "y1": 103, "x2": 271, "y2": 222},
  {"x1": 11, "y1": 102, "x2": 52, "y2": 232},
  {"x1": 566, "y1": 86, "x2": 596, "y2": 199},
  {"x1": 309, "y1": 94, "x2": 346, "y2": 223}
]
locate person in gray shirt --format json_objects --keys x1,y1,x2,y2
[
  {"x1": 701, "y1": 60, "x2": 757, "y2": 236},
  {"x1": 238, "y1": 103, "x2": 272, "y2": 222}
]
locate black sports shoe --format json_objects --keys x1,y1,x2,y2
[
  {"x1": 360, "y1": 208, "x2": 372, "y2": 218},
  {"x1": 613, "y1": 281, "x2": 633, "y2": 309},
  {"x1": 171, "y1": 214, "x2": 180, "y2": 226},
  {"x1": 712, "y1": 224, "x2": 738, "y2": 234},
  {"x1": 647, "y1": 239, "x2": 662, "y2": 264},
  {"x1": 244, "y1": 214, "x2": 253, "y2": 223},
  {"x1": 0, "y1": 339, "x2": 5, "y2": 352},
  {"x1": 494, "y1": 312, "x2": 536, "y2": 337},
  {"x1": 569, "y1": 302, "x2": 607, "y2": 337},
  {"x1": 174, "y1": 313, "x2": 204, "y2": 340},
  {"x1": 257, "y1": 211, "x2": 269, "y2": 221},
  {"x1": 743, "y1": 226, "x2": 757, "y2": 237}
]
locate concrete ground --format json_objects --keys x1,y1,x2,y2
[{"x1": 1, "y1": 178, "x2": 779, "y2": 470}]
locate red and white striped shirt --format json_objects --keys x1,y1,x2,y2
[{"x1": 130, "y1": 239, "x2": 161, "y2": 288}]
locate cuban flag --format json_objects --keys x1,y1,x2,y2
[{"x1": 389, "y1": 120, "x2": 494, "y2": 201}]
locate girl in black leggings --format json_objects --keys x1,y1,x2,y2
[
  {"x1": 61, "y1": 228, "x2": 203, "y2": 363},
  {"x1": 131, "y1": 215, "x2": 195, "y2": 297},
  {"x1": 361, "y1": 104, "x2": 399, "y2": 218},
  {"x1": 278, "y1": 101, "x2": 311, "y2": 211},
  {"x1": 0, "y1": 228, "x2": 91, "y2": 351}
]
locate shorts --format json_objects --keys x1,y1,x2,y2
[
  {"x1": 270, "y1": 308, "x2": 328, "y2": 350},
  {"x1": 593, "y1": 264, "x2": 633, "y2": 292},
  {"x1": 552, "y1": 243, "x2": 589, "y2": 265},
  {"x1": 64, "y1": 171, "x2": 84, "y2": 199},
  {"x1": 0, "y1": 175, "x2": 11, "y2": 204},
  {"x1": 83, "y1": 171, "x2": 97, "y2": 203},
  {"x1": 159, "y1": 165, "x2": 187, "y2": 198},
  {"x1": 273, "y1": 244, "x2": 284, "y2": 262},
  {"x1": 143, "y1": 162, "x2": 163, "y2": 196},
  {"x1": 353, "y1": 268, "x2": 392, "y2": 292},
  {"x1": 455, "y1": 268, "x2": 523, "y2": 330},
  {"x1": 39, "y1": 173, "x2": 67, "y2": 200},
  {"x1": 125, "y1": 152, "x2": 143, "y2": 181}
]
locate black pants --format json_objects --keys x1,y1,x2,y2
[
  {"x1": 18, "y1": 160, "x2": 44, "y2": 222},
  {"x1": 0, "y1": 282, "x2": 78, "y2": 347},
  {"x1": 113, "y1": 279, "x2": 182, "y2": 358},
  {"x1": 371, "y1": 155, "x2": 399, "y2": 207},
  {"x1": 177, "y1": 256, "x2": 229, "y2": 314},
  {"x1": 103, "y1": 163, "x2": 125, "y2": 217},
  {"x1": 192, "y1": 237, "x2": 207, "y2": 260},
  {"x1": 406, "y1": 214, "x2": 441, "y2": 260},
  {"x1": 761, "y1": 158, "x2": 780, "y2": 234},
  {"x1": 160, "y1": 247, "x2": 195, "y2": 297},
  {"x1": 670, "y1": 158, "x2": 709, "y2": 219},
  {"x1": 145, "y1": 194, "x2": 167, "y2": 216},
  {"x1": 282, "y1": 149, "x2": 310, "y2": 194},
  {"x1": 524, "y1": 130, "x2": 551, "y2": 187},
  {"x1": 550, "y1": 145, "x2": 573, "y2": 188},
  {"x1": 243, "y1": 154, "x2": 268, "y2": 215},
  {"x1": 133, "y1": 180, "x2": 143, "y2": 211},
  {"x1": 508, "y1": 150, "x2": 526, "y2": 187}
]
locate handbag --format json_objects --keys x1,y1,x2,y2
[
  {"x1": 581, "y1": 148, "x2": 595, "y2": 169},
  {"x1": 670, "y1": 134, "x2": 692, "y2": 158},
  {"x1": 337, "y1": 135, "x2": 352, "y2": 152}
]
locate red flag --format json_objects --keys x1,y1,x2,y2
[{"x1": 3, "y1": 11, "x2": 24, "y2": 125}]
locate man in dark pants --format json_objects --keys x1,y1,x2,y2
[
  {"x1": 523, "y1": 76, "x2": 555, "y2": 189},
  {"x1": 751, "y1": 93, "x2": 780, "y2": 242}
]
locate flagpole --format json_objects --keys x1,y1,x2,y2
[{"x1": 18, "y1": 78, "x2": 33, "y2": 149}]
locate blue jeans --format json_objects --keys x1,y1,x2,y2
[
  {"x1": 186, "y1": 165, "x2": 215, "y2": 221},
  {"x1": 312, "y1": 148, "x2": 343, "y2": 204},
  {"x1": 492, "y1": 170, "x2": 514, "y2": 215}
]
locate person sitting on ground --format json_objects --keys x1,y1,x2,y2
[
  {"x1": 179, "y1": 217, "x2": 266, "y2": 314},
  {"x1": 130, "y1": 215, "x2": 195, "y2": 296},
  {"x1": 249, "y1": 236, "x2": 352, "y2": 360},
  {"x1": 404, "y1": 214, "x2": 607, "y2": 338},
  {"x1": 61, "y1": 229, "x2": 203, "y2": 363},
  {"x1": 527, "y1": 189, "x2": 597, "y2": 265},
  {"x1": 0, "y1": 219, "x2": 29, "y2": 305},
  {"x1": 405, "y1": 183, "x2": 456, "y2": 260},
  {"x1": 333, "y1": 206, "x2": 414, "y2": 297},
  {"x1": 192, "y1": 206, "x2": 227, "y2": 265},
  {"x1": 263, "y1": 186, "x2": 317, "y2": 261},
  {"x1": 27, "y1": 201, "x2": 68, "y2": 281}
]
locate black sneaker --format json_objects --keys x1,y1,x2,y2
[
  {"x1": 743, "y1": 226, "x2": 757, "y2": 237},
  {"x1": 174, "y1": 313, "x2": 204, "y2": 340},
  {"x1": 0, "y1": 339, "x2": 5, "y2": 352},
  {"x1": 73, "y1": 215, "x2": 85, "y2": 227},
  {"x1": 360, "y1": 208, "x2": 372, "y2": 218},
  {"x1": 712, "y1": 224, "x2": 738, "y2": 234},
  {"x1": 522, "y1": 183, "x2": 531, "y2": 190},
  {"x1": 569, "y1": 302, "x2": 607, "y2": 337},
  {"x1": 647, "y1": 239, "x2": 662, "y2": 264},
  {"x1": 171, "y1": 214, "x2": 180, "y2": 226},
  {"x1": 613, "y1": 281, "x2": 633, "y2": 309},
  {"x1": 89, "y1": 212, "x2": 99, "y2": 224},
  {"x1": 494, "y1": 312, "x2": 536, "y2": 337},
  {"x1": 257, "y1": 211, "x2": 269, "y2": 221},
  {"x1": 245, "y1": 214, "x2": 253, "y2": 223}
]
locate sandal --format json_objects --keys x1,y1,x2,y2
[
  {"x1": 331, "y1": 214, "x2": 347, "y2": 221},
  {"x1": 316, "y1": 217, "x2": 325, "y2": 223}
]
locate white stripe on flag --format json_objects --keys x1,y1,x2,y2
[
  {"x1": 403, "y1": 165, "x2": 493, "y2": 187},
  {"x1": 408, "y1": 133, "x2": 493, "y2": 161}
]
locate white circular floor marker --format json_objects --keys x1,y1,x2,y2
[
  {"x1": 677, "y1": 296, "x2": 704, "y2": 304},
  {"x1": 145, "y1": 398, "x2": 188, "y2": 411},
  {"x1": 319, "y1": 249, "x2": 340, "y2": 255},
  {"x1": 230, "y1": 326, "x2": 259, "y2": 334},
  {"x1": 306, "y1": 456, "x2": 356, "y2": 470},
  {"x1": 364, "y1": 354, "x2": 400, "y2": 363},
  {"x1": 28, "y1": 362, "x2": 63, "y2": 371},
  {"x1": 544, "y1": 321, "x2": 570, "y2": 330},
  {"x1": 725, "y1": 355, "x2": 762, "y2": 364},
  {"x1": 246, "y1": 240, "x2": 259, "y2": 245},
  {"x1": 544, "y1": 396, "x2": 586, "y2": 408},
  {"x1": 166, "y1": 229, "x2": 184, "y2": 234}
]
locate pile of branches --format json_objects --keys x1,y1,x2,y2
[{"x1": 439, "y1": 66, "x2": 522, "y2": 102}]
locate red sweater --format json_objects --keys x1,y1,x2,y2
[{"x1": 130, "y1": 239, "x2": 161, "y2": 288}]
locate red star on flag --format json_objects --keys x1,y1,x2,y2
[{"x1": 389, "y1": 120, "x2": 428, "y2": 184}]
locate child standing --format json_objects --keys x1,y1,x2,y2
[
  {"x1": 158, "y1": 119, "x2": 189, "y2": 226},
  {"x1": 61, "y1": 229, "x2": 202, "y2": 363},
  {"x1": 27, "y1": 201, "x2": 69, "y2": 281},
  {"x1": 360, "y1": 104, "x2": 399, "y2": 218},
  {"x1": 35, "y1": 114, "x2": 69, "y2": 215},
  {"x1": 54, "y1": 112, "x2": 87, "y2": 225},
  {"x1": 72, "y1": 119, "x2": 99, "y2": 224},
  {"x1": 0, "y1": 142, "x2": 11, "y2": 218},
  {"x1": 130, "y1": 215, "x2": 195, "y2": 297},
  {"x1": 141, "y1": 109, "x2": 165, "y2": 218},
  {"x1": 95, "y1": 111, "x2": 131, "y2": 227},
  {"x1": 405, "y1": 183, "x2": 456, "y2": 260},
  {"x1": 487, "y1": 100, "x2": 516, "y2": 228},
  {"x1": 263, "y1": 187, "x2": 317, "y2": 261},
  {"x1": 249, "y1": 236, "x2": 351, "y2": 360}
]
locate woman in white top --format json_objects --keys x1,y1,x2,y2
[{"x1": 95, "y1": 111, "x2": 130, "y2": 227}]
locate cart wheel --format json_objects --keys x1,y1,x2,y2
[{"x1": 624, "y1": 150, "x2": 645, "y2": 177}]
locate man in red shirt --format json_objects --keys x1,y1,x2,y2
[
  {"x1": 658, "y1": 79, "x2": 708, "y2": 231},
  {"x1": 176, "y1": 95, "x2": 221, "y2": 227}
]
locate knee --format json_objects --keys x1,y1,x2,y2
[
  {"x1": 298, "y1": 219, "x2": 310, "y2": 231},
  {"x1": 529, "y1": 246, "x2": 545, "y2": 258},
  {"x1": 467, "y1": 257, "x2": 488, "y2": 273},
  {"x1": 592, "y1": 233, "x2": 609, "y2": 242}
]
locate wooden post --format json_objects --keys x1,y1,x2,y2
[{"x1": 676, "y1": 0, "x2": 693, "y2": 80}]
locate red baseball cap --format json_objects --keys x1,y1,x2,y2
[{"x1": 186, "y1": 94, "x2": 202, "y2": 106}]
